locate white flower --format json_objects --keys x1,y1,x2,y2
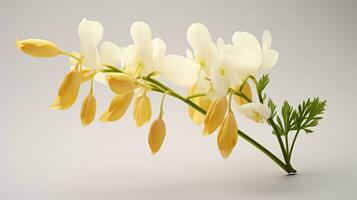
[
  {"x1": 186, "y1": 24, "x2": 262, "y2": 99},
  {"x1": 76, "y1": 18, "x2": 122, "y2": 84},
  {"x1": 210, "y1": 38, "x2": 261, "y2": 98},
  {"x1": 237, "y1": 102, "x2": 271, "y2": 123},
  {"x1": 232, "y1": 30, "x2": 279, "y2": 70},
  {"x1": 187, "y1": 23, "x2": 217, "y2": 72}
]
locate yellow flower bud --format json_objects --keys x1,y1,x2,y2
[
  {"x1": 50, "y1": 70, "x2": 82, "y2": 110},
  {"x1": 100, "y1": 91, "x2": 134, "y2": 122},
  {"x1": 148, "y1": 115, "x2": 166, "y2": 154},
  {"x1": 16, "y1": 39, "x2": 61, "y2": 58},
  {"x1": 80, "y1": 91, "x2": 97, "y2": 127},
  {"x1": 234, "y1": 82, "x2": 253, "y2": 105},
  {"x1": 217, "y1": 111, "x2": 238, "y2": 159},
  {"x1": 203, "y1": 97, "x2": 228, "y2": 135},
  {"x1": 133, "y1": 92, "x2": 152, "y2": 127},
  {"x1": 106, "y1": 73, "x2": 136, "y2": 95}
]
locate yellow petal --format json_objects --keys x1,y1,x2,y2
[
  {"x1": 16, "y1": 39, "x2": 60, "y2": 57},
  {"x1": 203, "y1": 97, "x2": 228, "y2": 135},
  {"x1": 187, "y1": 85, "x2": 211, "y2": 125},
  {"x1": 148, "y1": 115, "x2": 166, "y2": 154},
  {"x1": 106, "y1": 73, "x2": 136, "y2": 95},
  {"x1": 80, "y1": 92, "x2": 97, "y2": 127},
  {"x1": 133, "y1": 93, "x2": 152, "y2": 127},
  {"x1": 50, "y1": 70, "x2": 81, "y2": 110},
  {"x1": 100, "y1": 92, "x2": 134, "y2": 122},
  {"x1": 234, "y1": 82, "x2": 253, "y2": 105},
  {"x1": 217, "y1": 111, "x2": 238, "y2": 159}
]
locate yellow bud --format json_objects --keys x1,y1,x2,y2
[
  {"x1": 187, "y1": 85, "x2": 212, "y2": 125},
  {"x1": 16, "y1": 39, "x2": 60, "y2": 57},
  {"x1": 203, "y1": 97, "x2": 228, "y2": 135},
  {"x1": 80, "y1": 92, "x2": 97, "y2": 127},
  {"x1": 234, "y1": 82, "x2": 253, "y2": 105},
  {"x1": 50, "y1": 70, "x2": 81, "y2": 110},
  {"x1": 133, "y1": 93, "x2": 152, "y2": 127},
  {"x1": 148, "y1": 115, "x2": 166, "y2": 154},
  {"x1": 100, "y1": 91, "x2": 134, "y2": 122},
  {"x1": 106, "y1": 73, "x2": 136, "y2": 95},
  {"x1": 217, "y1": 111, "x2": 238, "y2": 159}
]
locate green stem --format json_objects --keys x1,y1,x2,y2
[
  {"x1": 228, "y1": 88, "x2": 252, "y2": 103},
  {"x1": 143, "y1": 76, "x2": 295, "y2": 174},
  {"x1": 187, "y1": 93, "x2": 206, "y2": 100},
  {"x1": 288, "y1": 130, "x2": 300, "y2": 160},
  {"x1": 59, "y1": 51, "x2": 80, "y2": 61}
]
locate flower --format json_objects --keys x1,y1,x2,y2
[
  {"x1": 238, "y1": 102, "x2": 271, "y2": 123},
  {"x1": 124, "y1": 22, "x2": 200, "y2": 86},
  {"x1": 106, "y1": 73, "x2": 136, "y2": 95},
  {"x1": 76, "y1": 18, "x2": 122, "y2": 84},
  {"x1": 100, "y1": 91, "x2": 134, "y2": 122},
  {"x1": 186, "y1": 24, "x2": 261, "y2": 99},
  {"x1": 232, "y1": 30, "x2": 279, "y2": 70},
  {"x1": 148, "y1": 114, "x2": 166, "y2": 154},
  {"x1": 16, "y1": 39, "x2": 61, "y2": 58},
  {"x1": 80, "y1": 90, "x2": 97, "y2": 127},
  {"x1": 217, "y1": 111, "x2": 238, "y2": 159},
  {"x1": 203, "y1": 97, "x2": 228, "y2": 135},
  {"x1": 133, "y1": 92, "x2": 152, "y2": 127},
  {"x1": 210, "y1": 38, "x2": 261, "y2": 98},
  {"x1": 50, "y1": 69, "x2": 82, "y2": 110}
]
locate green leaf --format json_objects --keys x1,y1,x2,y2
[
  {"x1": 256, "y1": 74, "x2": 270, "y2": 94},
  {"x1": 294, "y1": 98, "x2": 327, "y2": 134}
]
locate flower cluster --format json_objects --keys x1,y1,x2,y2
[
  {"x1": 17, "y1": 18, "x2": 327, "y2": 174},
  {"x1": 16, "y1": 19, "x2": 279, "y2": 158}
]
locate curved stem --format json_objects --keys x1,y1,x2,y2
[{"x1": 143, "y1": 76, "x2": 295, "y2": 174}]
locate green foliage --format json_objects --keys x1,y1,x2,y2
[
  {"x1": 294, "y1": 98, "x2": 327, "y2": 134},
  {"x1": 270, "y1": 98, "x2": 326, "y2": 135},
  {"x1": 256, "y1": 74, "x2": 270, "y2": 102}
]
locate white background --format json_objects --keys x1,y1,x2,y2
[{"x1": 1, "y1": 0, "x2": 356, "y2": 199}]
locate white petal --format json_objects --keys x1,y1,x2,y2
[
  {"x1": 224, "y1": 46, "x2": 262, "y2": 76},
  {"x1": 130, "y1": 22, "x2": 154, "y2": 74},
  {"x1": 78, "y1": 19, "x2": 103, "y2": 68},
  {"x1": 81, "y1": 43, "x2": 101, "y2": 68},
  {"x1": 262, "y1": 30, "x2": 272, "y2": 51},
  {"x1": 232, "y1": 31, "x2": 261, "y2": 52},
  {"x1": 152, "y1": 37, "x2": 166, "y2": 65},
  {"x1": 157, "y1": 54, "x2": 200, "y2": 86},
  {"x1": 122, "y1": 44, "x2": 136, "y2": 73},
  {"x1": 218, "y1": 55, "x2": 240, "y2": 86},
  {"x1": 187, "y1": 23, "x2": 217, "y2": 67},
  {"x1": 260, "y1": 49, "x2": 279, "y2": 69},
  {"x1": 210, "y1": 65, "x2": 229, "y2": 98},
  {"x1": 196, "y1": 70, "x2": 211, "y2": 93},
  {"x1": 93, "y1": 72, "x2": 107, "y2": 85},
  {"x1": 186, "y1": 49, "x2": 193, "y2": 60},
  {"x1": 99, "y1": 41, "x2": 122, "y2": 66},
  {"x1": 130, "y1": 22, "x2": 152, "y2": 48},
  {"x1": 78, "y1": 18, "x2": 104, "y2": 45},
  {"x1": 238, "y1": 102, "x2": 271, "y2": 122}
]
